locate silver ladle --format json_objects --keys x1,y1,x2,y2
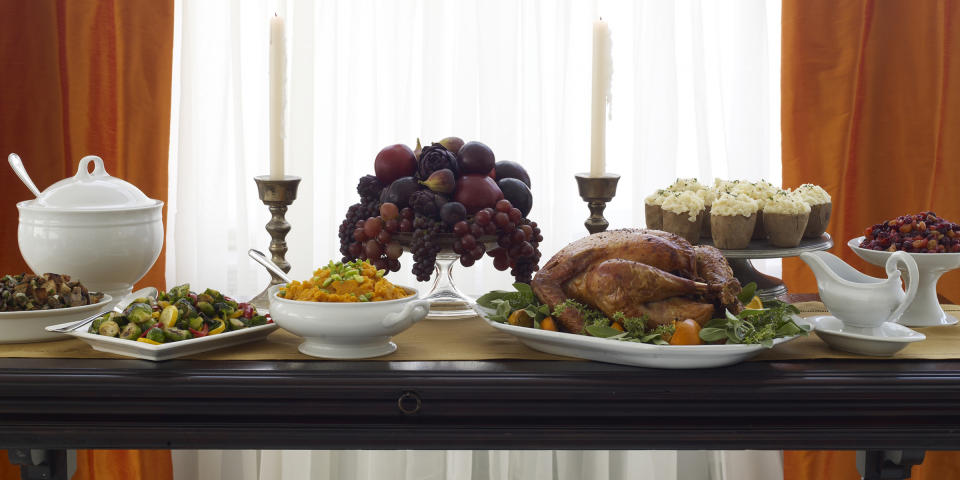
[
  {"x1": 248, "y1": 249, "x2": 292, "y2": 284},
  {"x1": 8, "y1": 153, "x2": 42, "y2": 198}
]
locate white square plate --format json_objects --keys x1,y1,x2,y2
[{"x1": 45, "y1": 320, "x2": 277, "y2": 361}]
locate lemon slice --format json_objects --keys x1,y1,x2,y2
[
  {"x1": 159, "y1": 305, "x2": 179, "y2": 328},
  {"x1": 208, "y1": 319, "x2": 226, "y2": 335},
  {"x1": 745, "y1": 296, "x2": 763, "y2": 310}
]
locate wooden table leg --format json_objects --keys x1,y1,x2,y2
[
  {"x1": 6, "y1": 449, "x2": 68, "y2": 480},
  {"x1": 858, "y1": 449, "x2": 926, "y2": 480}
]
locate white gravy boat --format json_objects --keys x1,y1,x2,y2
[{"x1": 800, "y1": 251, "x2": 919, "y2": 333}]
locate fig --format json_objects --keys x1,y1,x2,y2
[
  {"x1": 494, "y1": 160, "x2": 531, "y2": 188},
  {"x1": 374, "y1": 144, "x2": 417, "y2": 185},
  {"x1": 440, "y1": 201, "x2": 467, "y2": 225},
  {"x1": 379, "y1": 176, "x2": 420, "y2": 209},
  {"x1": 454, "y1": 174, "x2": 504, "y2": 214},
  {"x1": 439, "y1": 136, "x2": 465, "y2": 155},
  {"x1": 498, "y1": 178, "x2": 533, "y2": 217},
  {"x1": 419, "y1": 168, "x2": 455, "y2": 194},
  {"x1": 456, "y1": 141, "x2": 496, "y2": 175}
]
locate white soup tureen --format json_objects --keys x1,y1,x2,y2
[{"x1": 17, "y1": 155, "x2": 164, "y2": 303}]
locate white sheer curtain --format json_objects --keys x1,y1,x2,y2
[{"x1": 167, "y1": 0, "x2": 782, "y2": 479}]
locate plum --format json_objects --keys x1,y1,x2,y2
[
  {"x1": 456, "y1": 141, "x2": 496, "y2": 175},
  {"x1": 440, "y1": 201, "x2": 467, "y2": 225},
  {"x1": 454, "y1": 174, "x2": 504, "y2": 214},
  {"x1": 379, "y1": 176, "x2": 420, "y2": 208},
  {"x1": 498, "y1": 178, "x2": 532, "y2": 217},
  {"x1": 494, "y1": 160, "x2": 530, "y2": 188},
  {"x1": 374, "y1": 144, "x2": 417, "y2": 185}
]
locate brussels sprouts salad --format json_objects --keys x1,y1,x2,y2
[{"x1": 89, "y1": 284, "x2": 271, "y2": 344}]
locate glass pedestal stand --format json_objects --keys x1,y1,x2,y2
[
  {"x1": 705, "y1": 234, "x2": 834, "y2": 302},
  {"x1": 421, "y1": 251, "x2": 477, "y2": 319},
  {"x1": 395, "y1": 233, "x2": 498, "y2": 319}
]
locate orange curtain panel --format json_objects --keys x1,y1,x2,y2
[
  {"x1": 782, "y1": 0, "x2": 960, "y2": 479},
  {"x1": 0, "y1": 1, "x2": 174, "y2": 479},
  {"x1": 781, "y1": 0, "x2": 960, "y2": 295}
]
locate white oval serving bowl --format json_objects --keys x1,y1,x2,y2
[
  {"x1": 267, "y1": 285, "x2": 430, "y2": 359},
  {"x1": 0, "y1": 294, "x2": 112, "y2": 344},
  {"x1": 848, "y1": 236, "x2": 960, "y2": 327},
  {"x1": 16, "y1": 156, "x2": 164, "y2": 304}
]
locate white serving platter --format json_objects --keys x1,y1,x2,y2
[
  {"x1": 476, "y1": 305, "x2": 811, "y2": 369},
  {"x1": 0, "y1": 294, "x2": 113, "y2": 344},
  {"x1": 45, "y1": 320, "x2": 277, "y2": 361}
]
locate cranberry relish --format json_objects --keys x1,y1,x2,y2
[{"x1": 861, "y1": 212, "x2": 960, "y2": 253}]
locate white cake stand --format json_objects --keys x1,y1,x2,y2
[{"x1": 848, "y1": 236, "x2": 960, "y2": 327}]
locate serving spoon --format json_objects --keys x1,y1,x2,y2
[
  {"x1": 248, "y1": 249, "x2": 293, "y2": 284},
  {"x1": 50, "y1": 287, "x2": 159, "y2": 333},
  {"x1": 8, "y1": 153, "x2": 42, "y2": 198}
]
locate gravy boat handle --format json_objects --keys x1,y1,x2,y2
[{"x1": 885, "y1": 251, "x2": 919, "y2": 323}]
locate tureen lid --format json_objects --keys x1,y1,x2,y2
[{"x1": 32, "y1": 155, "x2": 154, "y2": 210}]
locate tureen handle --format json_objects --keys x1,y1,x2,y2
[
  {"x1": 382, "y1": 300, "x2": 430, "y2": 330},
  {"x1": 75, "y1": 155, "x2": 108, "y2": 181}
]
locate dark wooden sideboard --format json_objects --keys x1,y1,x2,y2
[{"x1": 0, "y1": 357, "x2": 958, "y2": 451}]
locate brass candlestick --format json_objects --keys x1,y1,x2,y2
[
  {"x1": 250, "y1": 175, "x2": 301, "y2": 309},
  {"x1": 575, "y1": 173, "x2": 620, "y2": 234}
]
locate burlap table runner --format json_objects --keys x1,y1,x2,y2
[{"x1": 0, "y1": 303, "x2": 958, "y2": 362}]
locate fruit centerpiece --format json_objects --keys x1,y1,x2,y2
[{"x1": 337, "y1": 137, "x2": 543, "y2": 316}]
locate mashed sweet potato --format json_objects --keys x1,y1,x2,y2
[{"x1": 279, "y1": 260, "x2": 410, "y2": 302}]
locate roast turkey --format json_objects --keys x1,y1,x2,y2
[{"x1": 531, "y1": 228, "x2": 742, "y2": 334}]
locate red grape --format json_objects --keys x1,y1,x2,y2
[
  {"x1": 386, "y1": 243, "x2": 403, "y2": 259},
  {"x1": 511, "y1": 230, "x2": 525, "y2": 244},
  {"x1": 364, "y1": 217, "x2": 383, "y2": 238},
  {"x1": 493, "y1": 253, "x2": 510, "y2": 271},
  {"x1": 356, "y1": 219, "x2": 366, "y2": 229},
  {"x1": 460, "y1": 255, "x2": 475, "y2": 267},
  {"x1": 475, "y1": 210, "x2": 491, "y2": 226},
  {"x1": 401, "y1": 207, "x2": 415, "y2": 220},
  {"x1": 494, "y1": 212, "x2": 509, "y2": 227},
  {"x1": 496, "y1": 199, "x2": 512, "y2": 213},
  {"x1": 470, "y1": 245, "x2": 485, "y2": 259},
  {"x1": 461, "y1": 234, "x2": 477, "y2": 250},
  {"x1": 365, "y1": 239, "x2": 383, "y2": 258},
  {"x1": 399, "y1": 219, "x2": 413, "y2": 232},
  {"x1": 470, "y1": 223, "x2": 484, "y2": 237},
  {"x1": 377, "y1": 230, "x2": 392, "y2": 244},
  {"x1": 385, "y1": 219, "x2": 400, "y2": 233},
  {"x1": 348, "y1": 242, "x2": 363, "y2": 257},
  {"x1": 380, "y1": 202, "x2": 399, "y2": 221},
  {"x1": 519, "y1": 224, "x2": 533, "y2": 240},
  {"x1": 483, "y1": 223, "x2": 497, "y2": 235},
  {"x1": 453, "y1": 221, "x2": 469, "y2": 236},
  {"x1": 353, "y1": 229, "x2": 366, "y2": 242}
]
